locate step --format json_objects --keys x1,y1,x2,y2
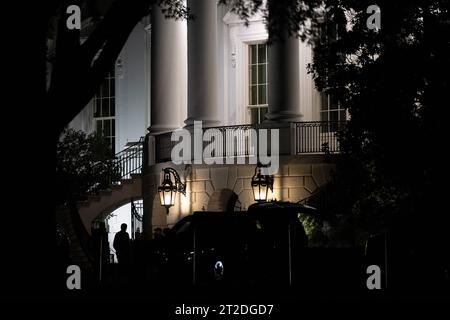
[
  {"x1": 87, "y1": 195, "x2": 101, "y2": 202},
  {"x1": 130, "y1": 173, "x2": 142, "y2": 180},
  {"x1": 99, "y1": 190, "x2": 112, "y2": 197},
  {"x1": 110, "y1": 184, "x2": 123, "y2": 191},
  {"x1": 76, "y1": 200, "x2": 90, "y2": 208}
]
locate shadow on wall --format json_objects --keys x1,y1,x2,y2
[{"x1": 207, "y1": 189, "x2": 239, "y2": 212}]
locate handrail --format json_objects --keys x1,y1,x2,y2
[
  {"x1": 293, "y1": 121, "x2": 345, "y2": 154},
  {"x1": 87, "y1": 137, "x2": 145, "y2": 195},
  {"x1": 153, "y1": 121, "x2": 345, "y2": 163},
  {"x1": 115, "y1": 136, "x2": 145, "y2": 180},
  {"x1": 131, "y1": 200, "x2": 143, "y2": 222},
  {"x1": 69, "y1": 200, "x2": 94, "y2": 264},
  {"x1": 154, "y1": 124, "x2": 258, "y2": 162},
  {"x1": 298, "y1": 187, "x2": 333, "y2": 213}
]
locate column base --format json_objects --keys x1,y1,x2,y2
[
  {"x1": 264, "y1": 111, "x2": 303, "y2": 123},
  {"x1": 147, "y1": 124, "x2": 180, "y2": 134}
]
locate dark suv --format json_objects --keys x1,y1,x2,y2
[{"x1": 161, "y1": 202, "x2": 315, "y2": 288}]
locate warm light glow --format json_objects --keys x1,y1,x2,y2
[
  {"x1": 158, "y1": 172, "x2": 176, "y2": 208},
  {"x1": 267, "y1": 186, "x2": 275, "y2": 201},
  {"x1": 180, "y1": 189, "x2": 191, "y2": 215},
  {"x1": 163, "y1": 190, "x2": 175, "y2": 206},
  {"x1": 251, "y1": 165, "x2": 273, "y2": 202},
  {"x1": 253, "y1": 183, "x2": 268, "y2": 202},
  {"x1": 158, "y1": 168, "x2": 187, "y2": 214}
]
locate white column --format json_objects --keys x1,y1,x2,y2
[
  {"x1": 185, "y1": 0, "x2": 220, "y2": 128},
  {"x1": 150, "y1": 5, "x2": 187, "y2": 133},
  {"x1": 265, "y1": 27, "x2": 302, "y2": 123}
]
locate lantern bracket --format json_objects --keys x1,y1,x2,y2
[{"x1": 163, "y1": 167, "x2": 186, "y2": 195}]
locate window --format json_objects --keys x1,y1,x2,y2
[
  {"x1": 248, "y1": 43, "x2": 268, "y2": 124},
  {"x1": 318, "y1": 18, "x2": 346, "y2": 133},
  {"x1": 93, "y1": 70, "x2": 116, "y2": 153},
  {"x1": 320, "y1": 93, "x2": 346, "y2": 132}
]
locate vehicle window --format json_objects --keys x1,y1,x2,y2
[{"x1": 175, "y1": 220, "x2": 192, "y2": 235}]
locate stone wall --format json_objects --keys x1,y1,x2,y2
[{"x1": 141, "y1": 155, "x2": 335, "y2": 235}]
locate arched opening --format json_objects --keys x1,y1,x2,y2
[{"x1": 103, "y1": 199, "x2": 143, "y2": 263}]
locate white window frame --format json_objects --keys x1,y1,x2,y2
[
  {"x1": 92, "y1": 69, "x2": 117, "y2": 153},
  {"x1": 247, "y1": 43, "x2": 268, "y2": 124},
  {"x1": 223, "y1": 11, "x2": 268, "y2": 125}
]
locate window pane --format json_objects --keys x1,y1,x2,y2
[
  {"x1": 250, "y1": 108, "x2": 259, "y2": 124},
  {"x1": 102, "y1": 99, "x2": 110, "y2": 117},
  {"x1": 112, "y1": 119, "x2": 115, "y2": 136},
  {"x1": 330, "y1": 110, "x2": 339, "y2": 122},
  {"x1": 102, "y1": 81, "x2": 109, "y2": 98},
  {"x1": 104, "y1": 119, "x2": 111, "y2": 137},
  {"x1": 258, "y1": 45, "x2": 266, "y2": 63},
  {"x1": 94, "y1": 67, "x2": 115, "y2": 140},
  {"x1": 250, "y1": 45, "x2": 257, "y2": 64},
  {"x1": 110, "y1": 78, "x2": 115, "y2": 97},
  {"x1": 321, "y1": 93, "x2": 329, "y2": 111},
  {"x1": 258, "y1": 85, "x2": 267, "y2": 105},
  {"x1": 320, "y1": 111, "x2": 329, "y2": 122},
  {"x1": 339, "y1": 110, "x2": 346, "y2": 121},
  {"x1": 250, "y1": 85, "x2": 257, "y2": 105},
  {"x1": 250, "y1": 65, "x2": 258, "y2": 85},
  {"x1": 96, "y1": 120, "x2": 102, "y2": 133},
  {"x1": 258, "y1": 65, "x2": 266, "y2": 83},
  {"x1": 94, "y1": 99, "x2": 101, "y2": 117},
  {"x1": 259, "y1": 107, "x2": 268, "y2": 122},
  {"x1": 110, "y1": 98, "x2": 115, "y2": 117},
  {"x1": 330, "y1": 95, "x2": 339, "y2": 109}
]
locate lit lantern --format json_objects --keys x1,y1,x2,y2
[
  {"x1": 158, "y1": 168, "x2": 186, "y2": 214},
  {"x1": 251, "y1": 165, "x2": 273, "y2": 202}
]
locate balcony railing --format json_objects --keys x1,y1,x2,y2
[
  {"x1": 152, "y1": 121, "x2": 345, "y2": 164},
  {"x1": 116, "y1": 137, "x2": 145, "y2": 180},
  {"x1": 155, "y1": 124, "x2": 259, "y2": 163},
  {"x1": 88, "y1": 137, "x2": 144, "y2": 195},
  {"x1": 294, "y1": 121, "x2": 344, "y2": 154}
]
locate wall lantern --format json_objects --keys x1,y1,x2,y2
[
  {"x1": 251, "y1": 163, "x2": 274, "y2": 202},
  {"x1": 158, "y1": 167, "x2": 186, "y2": 214}
]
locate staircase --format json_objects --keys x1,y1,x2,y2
[
  {"x1": 56, "y1": 205, "x2": 94, "y2": 288},
  {"x1": 77, "y1": 173, "x2": 142, "y2": 233},
  {"x1": 56, "y1": 137, "x2": 145, "y2": 279}
]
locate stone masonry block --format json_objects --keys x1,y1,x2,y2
[
  {"x1": 289, "y1": 164, "x2": 312, "y2": 176},
  {"x1": 288, "y1": 188, "x2": 311, "y2": 202},
  {"x1": 305, "y1": 176, "x2": 318, "y2": 193},
  {"x1": 195, "y1": 168, "x2": 210, "y2": 181},
  {"x1": 191, "y1": 181, "x2": 205, "y2": 192},
  {"x1": 211, "y1": 167, "x2": 229, "y2": 190}
]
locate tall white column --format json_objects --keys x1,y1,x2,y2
[
  {"x1": 185, "y1": 0, "x2": 220, "y2": 128},
  {"x1": 265, "y1": 26, "x2": 302, "y2": 123},
  {"x1": 150, "y1": 5, "x2": 187, "y2": 133}
]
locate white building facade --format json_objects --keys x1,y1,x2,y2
[{"x1": 70, "y1": 2, "x2": 342, "y2": 234}]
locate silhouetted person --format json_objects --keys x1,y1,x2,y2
[
  {"x1": 163, "y1": 227, "x2": 171, "y2": 238},
  {"x1": 114, "y1": 223, "x2": 131, "y2": 266},
  {"x1": 134, "y1": 227, "x2": 141, "y2": 240},
  {"x1": 149, "y1": 227, "x2": 167, "y2": 283},
  {"x1": 161, "y1": 227, "x2": 172, "y2": 252},
  {"x1": 153, "y1": 227, "x2": 163, "y2": 240}
]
